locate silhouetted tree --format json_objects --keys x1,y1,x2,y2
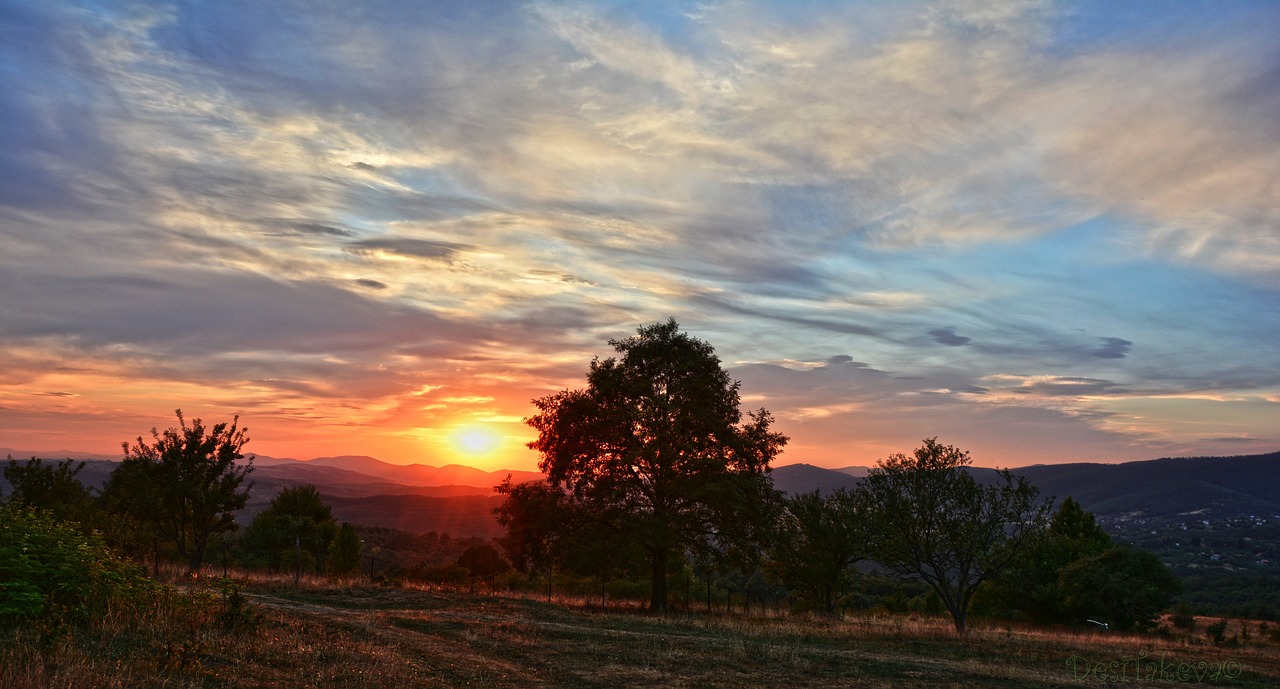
[
  {"x1": 1060, "y1": 545, "x2": 1181, "y2": 632},
  {"x1": 242, "y1": 485, "x2": 338, "y2": 573},
  {"x1": 2, "y1": 456, "x2": 95, "y2": 527},
  {"x1": 862, "y1": 438, "x2": 1049, "y2": 634},
  {"x1": 767, "y1": 488, "x2": 871, "y2": 613},
  {"x1": 494, "y1": 478, "x2": 568, "y2": 575},
  {"x1": 979, "y1": 497, "x2": 1114, "y2": 624},
  {"x1": 456, "y1": 543, "x2": 510, "y2": 593},
  {"x1": 102, "y1": 410, "x2": 253, "y2": 574},
  {"x1": 329, "y1": 522, "x2": 362, "y2": 576},
  {"x1": 527, "y1": 319, "x2": 787, "y2": 612}
]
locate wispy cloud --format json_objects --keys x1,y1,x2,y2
[{"x1": 1, "y1": 0, "x2": 1277, "y2": 467}]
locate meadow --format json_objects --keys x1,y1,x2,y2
[{"x1": 5, "y1": 571, "x2": 1279, "y2": 688}]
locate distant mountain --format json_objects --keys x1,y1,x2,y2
[
  {"x1": 1016, "y1": 452, "x2": 1280, "y2": 518},
  {"x1": 770, "y1": 452, "x2": 1280, "y2": 520},
  {"x1": 0, "y1": 447, "x2": 120, "y2": 462},
  {"x1": 770, "y1": 464, "x2": 861, "y2": 495},
  {"x1": 322, "y1": 494, "x2": 507, "y2": 539},
  {"x1": 284, "y1": 455, "x2": 544, "y2": 489},
  {"x1": 8, "y1": 449, "x2": 1275, "y2": 546}
]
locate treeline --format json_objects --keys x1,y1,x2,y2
[
  {"x1": 1, "y1": 418, "x2": 499, "y2": 594},
  {"x1": 496, "y1": 442, "x2": 1182, "y2": 633},
  {"x1": 496, "y1": 320, "x2": 1182, "y2": 634}
]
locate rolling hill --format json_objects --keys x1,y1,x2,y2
[{"x1": 5, "y1": 449, "x2": 1277, "y2": 538}]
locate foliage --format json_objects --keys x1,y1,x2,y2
[
  {"x1": 861, "y1": 438, "x2": 1050, "y2": 634},
  {"x1": 0, "y1": 503, "x2": 154, "y2": 625},
  {"x1": 979, "y1": 497, "x2": 1114, "y2": 624},
  {"x1": 766, "y1": 488, "x2": 870, "y2": 613},
  {"x1": 455, "y1": 543, "x2": 511, "y2": 591},
  {"x1": 980, "y1": 497, "x2": 1182, "y2": 631},
  {"x1": 1059, "y1": 545, "x2": 1182, "y2": 632},
  {"x1": 2, "y1": 456, "x2": 96, "y2": 527},
  {"x1": 241, "y1": 485, "x2": 338, "y2": 573},
  {"x1": 330, "y1": 522, "x2": 363, "y2": 575},
  {"x1": 494, "y1": 478, "x2": 569, "y2": 574},
  {"x1": 526, "y1": 319, "x2": 787, "y2": 611},
  {"x1": 100, "y1": 409, "x2": 254, "y2": 573}
]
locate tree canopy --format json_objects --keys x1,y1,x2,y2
[
  {"x1": 526, "y1": 319, "x2": 787, "y2": 611},
  {"x1": 242, "y1": 484, "x2": 338, "y2": 573}
]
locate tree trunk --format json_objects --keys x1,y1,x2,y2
[{"x1": 650, "y1": 547, "x2": 668, "y2": 612}]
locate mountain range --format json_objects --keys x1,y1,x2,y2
[{"x1": 4, "y1": 448, "x2": 1278, "y2": 540}]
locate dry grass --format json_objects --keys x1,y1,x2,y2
[{"x1": 5, "y1": 574, "x2": 1279, "y2": 688}]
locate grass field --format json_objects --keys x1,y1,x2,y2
[{"x1": 5, "y1": 575, "x2": 1279, "y2": 688}]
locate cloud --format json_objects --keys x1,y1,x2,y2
[
  {"x1": 346, "y1": 237, "x2": 466, "y2": 262},
  {"x1": 929, "y1": 327, "x2": 972, "y2": 347},
  {"x1": 1093, "y1": 337, "x2": 1133, "y2": 359},
  {"x1": 2, "y1": 0, "x2": 1278, "y2": 465}
]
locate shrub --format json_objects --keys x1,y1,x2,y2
[
  {"x1": 1205, "y1": 619, "x2": 1230, "y2": 645},
  {"x1": 0, "y1": 504, "x2": 154, "y2": 625}
]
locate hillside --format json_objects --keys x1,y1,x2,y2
[{"x1": 7, "y1": 448, "x2": 1277, "y2": 550}]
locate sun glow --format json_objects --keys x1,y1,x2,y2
[{"x1": 449, "y1": 424, "x2": 503, "y2": 459}]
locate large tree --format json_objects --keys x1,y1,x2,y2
[
  {"x1": 527, "y1": 319, "x2": 787, "y2": 612},
  {"x1": 102, "y1": 410, "x2": 253, "y2": 574},
  {"x1": 862, "y1": 438, "x2": 1050, "y2": 634}
]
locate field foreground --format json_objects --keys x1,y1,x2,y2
[{"x1": 6, "y1": 582, "x2": 1280, "y2": 688}]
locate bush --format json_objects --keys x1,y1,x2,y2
[
  {"x1": 0, "y1": 504, "x2": 153, "y2": 625},
  {"x1": 1206, "y1": 619, "x2": 1230, "y2": 645}
]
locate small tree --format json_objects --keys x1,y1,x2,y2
[
  {"x1": 329, "y1": 522, "x2": 362, "y2": 576},
  {"x1": 103, "y1": 410, "x2": 254, "y2": 574},
  {"x1": 456, "y1": 543, "x2": 510, "y2": 594},
  {"x1": 242, "y1": 485, "x2": 338, "y2": 573},
  {"x1": 980, "y1": 497, "x2": 1114, "y2": 624},
  {"x1": 1060, "y1": 545, "x2": 1182, "y2": 632},
  {"x1": 494, "y1": 478, "x2": 568, "y2": 575},
  {"x1": 2, "y1": 457, "x2": 95, "y2": 526},
  {"x1": 767, "y1": 488, "x2": 871, "y2": 614},
  {"x1": 862, "y1": 438, "x2": 1050, "y2": 634}
]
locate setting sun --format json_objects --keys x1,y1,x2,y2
[{"x1": 449, "y1": 425, "x2": 503, "y2": 459}]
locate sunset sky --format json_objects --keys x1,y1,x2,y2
[{"x1": 2, "y1": 1, "x2": 1278, "y2": 472}]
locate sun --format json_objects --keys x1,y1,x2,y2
[{"x1": 449, "y1": 425, "x2": 503, "y2": 459}]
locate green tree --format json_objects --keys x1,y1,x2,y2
[
  {"x1": 1059, "y1": 545, "x2": 1182, "y2": 632},
  {"x1": 526, "y1": 319, "x2": 787, "y2": 612},
  {"x1": 980, "y1": 497, "x2": 1114, "y2": 624},
  {"x1": 0, "y1": 503, "x2": 152, "y2": 625},
  {"x1": 241, "y1": 485, "x2": 338, "y2": 573},
  {"x1": 329, "y1": 522, "x2": 362, "y2": 576},
  {"x1": 2, "y1": 456, "x2": 95, "y2": 526},
  {"x1": 862, "y1": 438, "x2": 1050, "y2": 634},
  {"x1": 102, "y1": 410, "x2": 254, "y2": 574},
  {"x1": 767, "y1": 488, "x2": 871, "y2": 613}
]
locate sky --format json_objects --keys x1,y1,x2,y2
[{"x1": 1, "y1": 0, "x2": 1278, "y2": 472}]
